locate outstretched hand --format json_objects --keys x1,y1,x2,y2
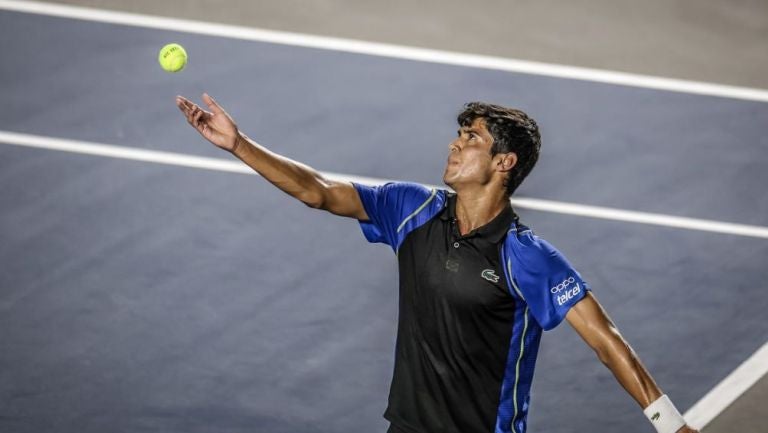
[{"x1": 176, "y1": 93, "x2": 239, "y2": 152}]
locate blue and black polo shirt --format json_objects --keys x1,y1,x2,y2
[{"x1": 353, "y1": 182, "x2": 590, "y2": 433}]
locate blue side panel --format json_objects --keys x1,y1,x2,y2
[{"x1": 494, "y1": 305, "x2": 543, "y2": 433}]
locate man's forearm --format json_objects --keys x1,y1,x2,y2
[
  {"x1": 597, "y1": 335, "x2": 663, "y2": 409},
  {"x1": 567, "y1": 295, "x2": 694, "y2": 432},
  {"x1": 231, "y1": 132, "x2": 328, "y2": 208}
]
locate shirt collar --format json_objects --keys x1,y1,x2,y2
[{"x1": 439, "y1": 193, "x2": 516, "y2": 243}]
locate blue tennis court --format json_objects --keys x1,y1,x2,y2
[{"x1": 1, "y1": 6, "x2": 767, "y2": 433}]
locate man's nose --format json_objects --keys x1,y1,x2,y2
[{"x1": 449, "y1": 139, "x2": 461, "y2": 152}]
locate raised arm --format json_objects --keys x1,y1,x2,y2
[
  {"x1": 176, "y1": 93, "x2": 368, "y2": 220},
  {"x1": 565, "y1": 292, "x2": 698, "y2": 433}
]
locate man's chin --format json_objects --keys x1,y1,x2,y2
[{"x1": 442, "y1": 175, "x2": 454, "y2": 189}]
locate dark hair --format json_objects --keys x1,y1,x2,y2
[{"x1": 457, "y1": 102, "x2": 541, "y2": 196}]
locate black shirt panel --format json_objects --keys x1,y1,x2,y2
[{"x1": 386, "y1": 194, "x2": 517, "y2": 433}]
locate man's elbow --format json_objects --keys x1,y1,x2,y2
[
  {"x1": 291, "y1": 184, "x2": 326, "y2": 209},
  {"x1": 301, "y1": 177, "x2": 338, "y2": 210},
  {"x1": 297, "y1": 181, "x2": 365, "y2": 218},
  {"x1": 301, "y1": 192, "x2": 326, "y2": 209}
]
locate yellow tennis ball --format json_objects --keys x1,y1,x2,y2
[{"x1": 158, "y1": 43, "x2": 187, "y2": 73}]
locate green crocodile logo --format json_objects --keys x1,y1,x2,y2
[
  {"x1": 651, "y1": 412, "x2": 660, "y2": 422},
  {"x1": 481, "y1": 269, "x2": 499, "y2": 283}
]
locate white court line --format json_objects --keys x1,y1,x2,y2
[
  {"x1": 684, "y1": 340, "x2": 768, "y2": 429},
  {"x1": 1, "y1": 0, "x2": 768, "y2": 103},
  {"x1": 3, "y1": 129, "x2": 768, "y2": 241}
]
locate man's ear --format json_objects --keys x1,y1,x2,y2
[{"x1": 497, "y1": 153, "x2": 518, "y2": 172}]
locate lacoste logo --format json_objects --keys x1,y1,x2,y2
[
  {"x1": 481, "y1": 269, "x2": 499, "y2": 283},
  {"x1": 651, "y1": 412, "x2": 660, "y2": 422}
]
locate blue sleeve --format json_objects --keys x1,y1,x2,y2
[
  {"x1": 505, "y1": 230, "x2": 591, "y2": 330},
  {"x1": 352, "y1": 182, "x2": 439, "y2": 252}
]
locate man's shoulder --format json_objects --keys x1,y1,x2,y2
[
  {"x1": 504, "y1": 224, "x2": 574, "y2": 273},
  {"x1": 386, "y1": 181, "x2": 444, "y2": 197},
  {"x1": 379, "y1": 182, "x2": 447, "y2": 213},
  {"x1": 352, "y1": 182, "x2": 453, "y2": 251},
  {"x1": 504, "y1": 221, "x2": 550, "y2": 252}
]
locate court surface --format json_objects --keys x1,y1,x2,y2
[{"x1": 1, "y1": 3, "x2": 767, "y2": 433}]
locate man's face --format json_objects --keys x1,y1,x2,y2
[{"x1": 443, "y1": 117, "x2": 500, "y2": 190}]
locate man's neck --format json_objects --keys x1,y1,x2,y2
[{"x1": 453, "y1": 186, "x2": 510, "y2": 236}]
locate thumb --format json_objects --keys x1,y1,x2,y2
[{"x1": 202, "y1": 93, "x2": 223, "y2": 114}]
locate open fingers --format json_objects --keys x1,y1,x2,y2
[
  {"x1": 180, "y1": 104, "x2": 198, "y2": 127},
  {"x1": 176, "y1": 95, "x2": 192, "y2": 110},
  {"x1": 183, "y1": 104, "x2": 198, "y2": 124},
  {"x1": 176, "y1": 98, "x2": 193, "y2": 117},
  {"x1": 192, "y1": 108, "x2": 205, "y2": 127},
  {"x1": 176, "y1": 95, "x2": 213, "y2": 131},
  {"x1": 176, "y1": 96, "x2": 201, "y2": 117}
]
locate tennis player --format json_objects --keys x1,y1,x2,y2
[{"x1": 176, "y1": 93, "x2": 699, "y2": 433}]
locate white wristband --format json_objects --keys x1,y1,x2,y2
[{"x1": 643, "y1": 394, "x2": 686, "y2": 433}]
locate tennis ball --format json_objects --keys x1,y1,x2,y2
[{"x1": 158, "y1": 43, "x2": 187, "y2": 73}]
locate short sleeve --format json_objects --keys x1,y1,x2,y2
[
  {"x1": 352, "y1": 182, "x2": 442, "y2": 252},
  {"x1": 503, "y1": 230, "x2": 591, "y2": 330}
]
